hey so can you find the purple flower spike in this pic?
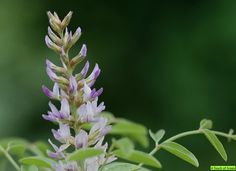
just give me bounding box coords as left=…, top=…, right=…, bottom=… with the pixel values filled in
left=69, top=76, right=78, bottom=94
left=75, top=129, right=88, bottom=148
left=79, top=44, right=87, bottom=57
left=81, top=61, right=90, bottom=78
left=52, top=123, right=71, bottom=143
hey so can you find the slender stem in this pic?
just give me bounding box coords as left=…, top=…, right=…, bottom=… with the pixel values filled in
left=162, top=130, right=201, bottom=143
left=0, top=146, right=20, bottom=171
left=212, top=131, right=233, bottom=139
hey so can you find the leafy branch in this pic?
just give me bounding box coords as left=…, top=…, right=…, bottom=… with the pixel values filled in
left=102, top=118, right=236, bottom=171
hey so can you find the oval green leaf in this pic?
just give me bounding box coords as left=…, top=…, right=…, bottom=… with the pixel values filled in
left=100, top=162, right=151, bottom=171
left=111, top=119, right=149, bottom=147
left=68, top=148, right=103, bottom=161
left=19, top=156, right=54, bottom=168
left=202, top=129, right=227, bottom=161
left=114, top=138, right=134, bottom=156
left=114, top=149, right=162, bottom=169
left=161, top=142, right=199, bottom=167
left=21, top=165, right=38, bottom=171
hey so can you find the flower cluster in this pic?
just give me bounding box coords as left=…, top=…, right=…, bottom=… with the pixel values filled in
left=42, top=11, right=116, bottom=171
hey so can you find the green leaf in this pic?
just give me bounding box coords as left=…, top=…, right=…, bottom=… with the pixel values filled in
left=0, top=138, right=27, bottom=149
left=111, top=119, right=149, bottom=147
left=111, top=119, right=147, bottom=135
left=129, top=134, right=149, bottom=148
left=149, top=129, right=165, bottom=144
left=68, top=148, right=103, bottom=161
left=8, top=144, right=26, bottom=156
left=202, top=129, right=227, bottom=161
left=100, top=162, right=151, bottom=171
left=200, top=119, right=213, bottom=129
left=113, top=138, right=134, bottom=156
left=21, top=165, right=38, bottom=171
left=19, top=156, right=55, bottom=168
left=29, top=141, right=50, bottom=156
left=114, top=149, right=162, bottom=169
left=160, top=142, right=199, bottom=167
left=100, top=112, right=116, bottom=123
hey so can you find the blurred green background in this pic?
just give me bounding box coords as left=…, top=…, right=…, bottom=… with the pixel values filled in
left=0, top=0, right=236, bottom=170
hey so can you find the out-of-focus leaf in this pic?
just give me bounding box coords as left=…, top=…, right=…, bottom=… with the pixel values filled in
left=19, top=156, right=55, bottom=169
left=100, top=112, right=116, bottom=123
left=111, top=119, right=147, bottom=135
left=29, top=141, right=50, bottom=156
left=129, top=134, right=149, bottom=148
left=114, top=149, right=162, bottom=169
left=21, top=165, right=38, bottom=171
left=149, top=129, right=165, bottom=144
left=110, top=119, right=149, bottom=147
left=113, top=138, right=134, bottom=156
left=160, top=142, right=199, bottom=167
left=200, top=119, right=213, bottom=129
left=0, top=159, right=7, bottom=171
left=0, top=138, right=28, bottom=149
left=8, top=143, right=26, bottom=157
left=100, top=162, right=151, bottom=171
left=202, top=129, right=227, bottom=161
left=68, top=148, right=103, bottom=161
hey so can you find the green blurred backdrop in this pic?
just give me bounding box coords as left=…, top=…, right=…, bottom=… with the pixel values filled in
left=0, top=0, right=236, bottom=170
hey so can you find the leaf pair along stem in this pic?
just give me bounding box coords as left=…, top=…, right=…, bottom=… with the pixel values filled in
left=137, top=129, right=235, bottom=169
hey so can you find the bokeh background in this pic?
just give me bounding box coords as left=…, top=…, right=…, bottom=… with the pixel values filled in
left=0, top=0, right=236, bottom=170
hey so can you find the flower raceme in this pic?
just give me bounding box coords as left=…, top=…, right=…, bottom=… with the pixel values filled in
left=42, top=11, right=116, bottom=171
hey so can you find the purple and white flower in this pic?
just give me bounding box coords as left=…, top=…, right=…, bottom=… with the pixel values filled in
left=75, top=129, right=88, bottom=148
left=77, top=98, right=105, bottom=123
left=52, top=123, right=71, bottom=143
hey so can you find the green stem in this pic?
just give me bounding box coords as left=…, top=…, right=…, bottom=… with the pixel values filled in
left=0, top=146, right=20, bottom=171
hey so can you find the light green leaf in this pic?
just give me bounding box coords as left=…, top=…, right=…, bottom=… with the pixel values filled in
left=68, top=148, right=103, bottom=161
left=200, top=119, right=213, bottom=129
left=160, top=142, right=199, bottom=167
left=113, top=138, right=134, bottom=156
left=29, top=141, right=50, bottom=156
left=0, top=138, right=27, bottom=149
left=149, top=129, right=165, bottom=144
left=111, top=119, right=149, bottom=147
left=114, top=149, right=162, bottom=169
left=100, top=112, right=116, bottom=123
left=129, top=134, right=149, bottom=148
left=8, top=144, right=26, bottom=156
left=21, top=165, right=38, bottom=171
left=100, top=162, right=151, bottom=171
left=19, top=156, right=55, bottom=168
left=202, top=129, right=227, bottom=161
